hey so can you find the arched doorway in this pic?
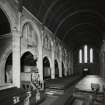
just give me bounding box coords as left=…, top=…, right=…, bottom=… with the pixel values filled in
left=21, top=52, right=37, bottom=73
left=5, top=53, right=12, bottom=83
left=55, top=60, right=59, bottom=78
left=62, top=62, right=65, bottom=77
left=43, top=57, right=51, bottom=80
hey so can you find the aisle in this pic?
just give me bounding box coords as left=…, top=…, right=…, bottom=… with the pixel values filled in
left=39, top=95, right=59, bottom=105
left=39, top=85, right=75, bottom=105
left=39, top=75, right=82, bottom=105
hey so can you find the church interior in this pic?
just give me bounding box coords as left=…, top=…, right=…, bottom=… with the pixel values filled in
left=0, top=0, right=105, bottom=105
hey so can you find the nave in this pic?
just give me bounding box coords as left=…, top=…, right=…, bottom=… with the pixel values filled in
left=0, top=0, right=105, bottom=105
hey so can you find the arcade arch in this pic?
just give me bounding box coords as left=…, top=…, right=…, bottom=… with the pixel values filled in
left=55, top=59, right=59, bottom=78
left=62, top=62, right=65, bottom=77
left=43, top=56, right=51, bottom=80
left=0, top=7, right=12, bottom=85
left=5, top=53, right=12, bottom=83
left=21, top=51, right=37, bottom=73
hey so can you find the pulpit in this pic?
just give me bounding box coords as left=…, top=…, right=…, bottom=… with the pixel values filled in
left=20, top=72, right=45, bottom=105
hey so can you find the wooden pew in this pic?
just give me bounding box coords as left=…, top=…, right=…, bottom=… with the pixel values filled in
left=0, top=87, right=27, bottom=105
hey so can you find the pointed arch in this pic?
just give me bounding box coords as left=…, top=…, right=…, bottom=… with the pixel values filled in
left=62, top=62, right=65, bottom=77
left=5, top=53, right=12, bottom=83
left=21, top=19, right=42, bottom=48
left=55, top=59, right=59, bottom=78
left=21, top=51, right=37, bottom=72
left=43, top=56, right=51, bottom=79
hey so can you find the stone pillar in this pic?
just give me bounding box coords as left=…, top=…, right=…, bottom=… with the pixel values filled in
left=51, top=42, right=55, bottom=79
left=59, top=47, right=62, bottom=77
left=12, top=29, right=21, bottom=88
left=65, top=61, right=67, bottom=76
left=37, top=34, right=44, bottom=89
left=59, top=61, right=62, bottom=77
left=37, top=49, right=43, bottom=82
left=71, top=52, right=74, bottom=75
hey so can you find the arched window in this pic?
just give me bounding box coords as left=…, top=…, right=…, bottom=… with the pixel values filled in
left=90, top=48, right=93, bottom=63
left=22, top=23, right=38, bottom=46
left=84, top=45, right=88, bottom=63
left=78, top=45, right=94, bottom=63
left=22, top=23, right=30, bottom=39
left=79, top=49, right=82, bottom=63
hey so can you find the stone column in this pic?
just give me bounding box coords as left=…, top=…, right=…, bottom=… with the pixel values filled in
left=71, top=52, right=74, bottom=75
left=12, top=29, right=21, bottom=88
left=51, top=42, right=55, bottom=79
left=37, top=33, right=44, bottom=89
left=59, top=61, right=62, bottom=77
left=37, top=48, right=43, bottom=82
left=65, top=61, right=67, bottom=76
left=59, top=47, right=62, bottom=77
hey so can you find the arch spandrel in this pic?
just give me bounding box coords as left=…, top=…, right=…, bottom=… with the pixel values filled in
left=21, top=19, right=42, bottom=48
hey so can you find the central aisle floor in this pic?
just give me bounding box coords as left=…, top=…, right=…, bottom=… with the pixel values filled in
left=39, top=75, right=82, bottom=105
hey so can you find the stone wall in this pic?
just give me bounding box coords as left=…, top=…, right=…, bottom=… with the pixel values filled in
left=0, top=0, right=74, bottom=88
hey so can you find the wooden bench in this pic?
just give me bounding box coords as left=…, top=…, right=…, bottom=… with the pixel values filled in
left=0, top=87, right=27, bottom=105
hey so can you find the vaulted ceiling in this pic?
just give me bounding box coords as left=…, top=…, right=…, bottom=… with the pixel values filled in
left=23, top=0, right=105, bottom=48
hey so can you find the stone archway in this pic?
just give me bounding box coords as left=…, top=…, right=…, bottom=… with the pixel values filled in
left=0, top=7, right=12, bottom=84
left=21, top=19, right=43, bottom=83
left=5, top=53, right=12, bottom=83
left=43, top=56, right=51, bottom=80
left=21, top=51, right=37, bottom=73
left=55, top=59, right=59, bottom=78
left=62, top=62, right=65, bottom=77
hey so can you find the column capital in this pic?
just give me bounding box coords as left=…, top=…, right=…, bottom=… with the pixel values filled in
left=12, top=27, right=22, bottom=37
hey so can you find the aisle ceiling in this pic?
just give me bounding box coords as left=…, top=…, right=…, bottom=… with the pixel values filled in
left=23, top=0, right=105, bottom=48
